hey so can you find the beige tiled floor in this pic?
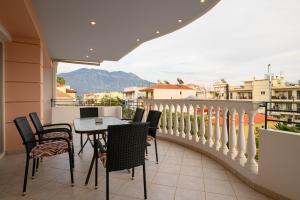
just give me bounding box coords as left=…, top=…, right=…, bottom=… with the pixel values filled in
left=0, top=134, right=273, bottom=200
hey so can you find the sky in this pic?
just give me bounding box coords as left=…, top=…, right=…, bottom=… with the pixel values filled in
left=58, top=0, right=300, bottom=87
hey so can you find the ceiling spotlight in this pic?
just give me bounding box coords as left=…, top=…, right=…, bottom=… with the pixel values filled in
left=89, top=21, right=96, bottom=26
left=86, top=55, right=89, bottom=58
left=178, top=19, right=183, bottom=23
left=156, top=30, right=160, bottom=34
left=89, top=48, right=94, bottom=51
left=200, top=0, right=205, bottom=3
left=136, top=38, right=140, bottom=42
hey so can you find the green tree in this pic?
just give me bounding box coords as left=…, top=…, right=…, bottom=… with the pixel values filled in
left=57, top=76, right=66, bottom=85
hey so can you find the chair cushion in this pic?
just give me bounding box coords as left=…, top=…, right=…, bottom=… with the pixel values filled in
left=99, top=152, right=107, bottom=168
left=29, top=141, right=69, bottom=158
left=147, top=135, right=154, bottom=142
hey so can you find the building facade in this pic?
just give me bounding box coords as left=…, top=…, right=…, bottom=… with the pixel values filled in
left=141, top=84, right=197, bottom=100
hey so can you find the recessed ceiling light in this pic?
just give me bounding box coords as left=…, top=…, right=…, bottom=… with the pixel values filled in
left=178, top=19, right=183, bottom=23
left=136, top=38, right=140, bottom=42
left=86, top=55, right=89, bottom=58
left=156, top=30, right=160, bottom=34
left=90, top=21, right=96, bottom=26
left=200, top=0, right=205, bottom=3
left=89, top=48, right=94, bottom=51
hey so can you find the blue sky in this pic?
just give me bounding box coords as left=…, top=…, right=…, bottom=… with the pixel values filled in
left=58, top=0, right=300, bottom=86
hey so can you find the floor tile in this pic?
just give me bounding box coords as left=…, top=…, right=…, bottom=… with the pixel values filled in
left=175, top=188, right=205, bottom=200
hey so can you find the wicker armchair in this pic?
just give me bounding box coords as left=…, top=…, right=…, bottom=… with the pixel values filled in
left=14, top=117, right=74, bottom=195
left=98, top=123, right=150, bottom=200
left=78, top=107, right=99, bottom=154
left=122, top=107, right=145, bottom=123
left=146, top=110, right=162, bottom=164
left=29, top=112, right=74, bottom=170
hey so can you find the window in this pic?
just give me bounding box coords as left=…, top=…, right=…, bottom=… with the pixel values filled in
left=297, top=91, right=300, bottom=100
left=261, top=91, right=265, bottom=95
left=287, top=103, right=292, bottom=111
left=180, top=91, right=182, bottom=95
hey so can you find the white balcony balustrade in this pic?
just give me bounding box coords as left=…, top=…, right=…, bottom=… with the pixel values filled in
left=145, top=99, right=260, bottom=175
left=144, top=99, right=300, bottom=200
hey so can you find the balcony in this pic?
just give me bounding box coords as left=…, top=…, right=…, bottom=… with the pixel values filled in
left=0, top=1, right=300, bottom=200
left=1, top=132, right=273, bottom=200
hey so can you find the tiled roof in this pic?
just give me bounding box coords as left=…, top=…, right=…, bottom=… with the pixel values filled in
left=140, top=84, right=193, bottom=91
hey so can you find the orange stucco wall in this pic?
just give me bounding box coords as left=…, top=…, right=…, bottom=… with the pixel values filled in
left=4, top=41, right=43, bottom=152
left=0, top=0, right=52, bottom=153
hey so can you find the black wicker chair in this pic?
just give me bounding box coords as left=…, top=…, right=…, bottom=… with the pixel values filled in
left=29, top=112, right=74, bottom=170
left=29, top=112, right=72, bottom=140
left=98, top=123, right=150, bottom=200
left=78, top=107, right=99, bottom=154
left=14, top=117, right=74, bottom=195
left=146, top=110, right=162, bottom=164
left=123, top=108, right=145, bottom=123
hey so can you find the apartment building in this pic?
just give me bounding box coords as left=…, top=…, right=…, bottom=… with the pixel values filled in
left=213, top=75, right=300, bottom=121
left=123, top=87, right=146, bottom=100
left=141, top=84, right=196, bottom=99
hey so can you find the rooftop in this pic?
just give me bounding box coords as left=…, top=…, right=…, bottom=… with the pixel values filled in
left=141, top=84, right=194, bottom=92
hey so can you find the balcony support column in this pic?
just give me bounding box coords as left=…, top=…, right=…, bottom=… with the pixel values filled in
left=221, top=107, right=229, bottom=155
left=180, top=104, right=185, bottom=138
left=168, top=104, right=173, bottom=135
left=245, top=110, right=258, bottom=173
left=237, top=110, right=246, bottom=166
left=207, top=106, right=213, bottom=147
left=214, top=106, right=221, bottom=151
left=174, top=104, right=179, bottom=136
left=229, top=108, right=237, bottom=160
left=193, top=104, right=199, bottom=142
left=186, top=104, right=192, bottom=140
left=162, top=104, right=167, bottom=134
left=199, top=105, right=206, bottom=144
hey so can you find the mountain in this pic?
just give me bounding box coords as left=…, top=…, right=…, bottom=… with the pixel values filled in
left=58, top=68, right=153, bottom=96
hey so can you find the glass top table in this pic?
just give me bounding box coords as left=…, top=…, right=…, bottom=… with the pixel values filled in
left=74, top=116, right=127, bottom=133
left=73, top=116, right=128, bottom=188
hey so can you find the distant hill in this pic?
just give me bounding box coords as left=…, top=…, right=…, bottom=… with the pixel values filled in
left=58, top=68, right=153, bottom=96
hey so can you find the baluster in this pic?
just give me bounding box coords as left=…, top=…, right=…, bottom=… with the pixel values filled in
left=180, top=104, right=185, bottom=138
left=229, top=108, right=237, bottom=160
left=162, top=104, right=167, bottom=134
left=214, top=106, right=221, bottom=151
left=186, top=104, right=191, bottom=140
left=245, top=111, right=258, bottom=173
left=157, top=104, right=162, bottom=133
left=237, top=110, right=246, bottom=165
left=193, top=104, right=199, bottom=142
left=174, top=104, right=179, bottom=136
left=168, top=103, right=173, bottom=135
left=221, top=107, right=229, bottom=155
left=199, top=105, right=206, bottom=144
left=207, top=106, right=213, bottom=147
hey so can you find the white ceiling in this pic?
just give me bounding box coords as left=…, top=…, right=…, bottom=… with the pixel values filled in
left=32, top=0, right=220, bottom=63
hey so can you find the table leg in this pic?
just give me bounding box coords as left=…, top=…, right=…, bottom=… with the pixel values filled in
left=85, top=154, right=95, bottom=186
left=94, top=133, right=98, bottom=189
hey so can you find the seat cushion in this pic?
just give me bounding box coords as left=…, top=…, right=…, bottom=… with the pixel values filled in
left=30, top=141, right=69, bottom=158
left=99, top=152, right=107, bottom=168
left=147, top=135, right=154, bottom=142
